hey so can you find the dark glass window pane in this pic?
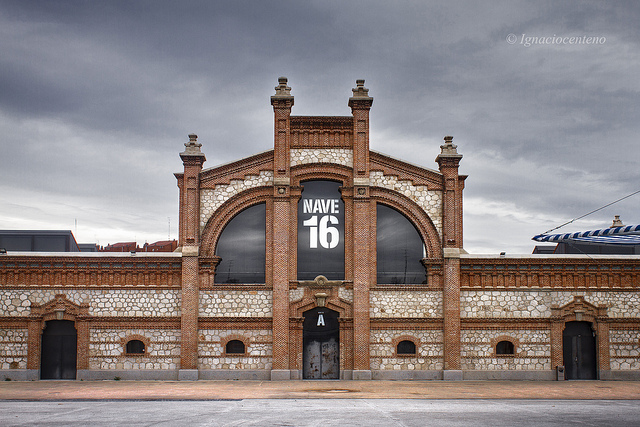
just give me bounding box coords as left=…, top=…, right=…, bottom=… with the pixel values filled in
left=226, top=340, right=245, bottom=354
left=298, top=181, right=345, bottom=280
left=377, top=204, right=426, bottom=284
left=126, top=340, right=145, bottom=354
left=397, top=340, right=416, bottom=355
left=496, top=340, right=515, bottom=355
left=215, top=204, right=266, bottom=284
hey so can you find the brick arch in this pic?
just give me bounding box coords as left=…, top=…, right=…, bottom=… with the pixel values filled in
left=30, top=294, right=89, bottom=325
left=200, top=186, right=272, bottom=257
left=121, top=334, right=150, bottom=356
left=491, top=335, right=520, bottom=357
left=291, top=163, right=353, bottom=187
left=370, top=187, right=442, bottom=259
left=393, top=335, right=420, bottom=357
left=221, top=334, right=249, bottom=356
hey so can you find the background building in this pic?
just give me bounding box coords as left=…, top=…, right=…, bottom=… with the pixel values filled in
left=0, top=230, right=80, bottom=252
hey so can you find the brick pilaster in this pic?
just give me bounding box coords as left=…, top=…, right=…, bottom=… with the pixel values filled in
left=27, top=318, right=41, bottom=371
left=349, top=80, right=374, bottom=377
left=177, top=134, right=206, bottom=374
left=180, top=255, right=199, bottom=370
left=270, top=77, right=294, bottom=376
left=76, top=319, right=89, bottom=370
left=597, top=319, right=610, bottom=373
left=442, top=251, right=461, bottom=371
left=550, top=318, right=564, bottom=370
left=436, top=136, right=464, bottom=374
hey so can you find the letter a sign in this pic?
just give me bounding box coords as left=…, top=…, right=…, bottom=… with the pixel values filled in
left=317, top=313, right=325, bottom=327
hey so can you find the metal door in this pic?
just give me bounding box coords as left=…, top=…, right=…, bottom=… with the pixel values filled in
left=40, top=320, right=77, bottom=379
left=303, top=307, right=339, bottom=379
left=563, top=321, right=597, bottom=380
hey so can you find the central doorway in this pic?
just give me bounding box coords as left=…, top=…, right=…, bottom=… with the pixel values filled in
left=40, top=320, right=77, bottom=380
left=303, top=307, right=339, bottom=379
left=563, top=321, right=597, bottom=380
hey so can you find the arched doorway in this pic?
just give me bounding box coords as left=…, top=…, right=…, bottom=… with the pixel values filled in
left=563, top=321, right=597, bottom=380
left=303, top=307, right=339, bottom=379
left=40, top=320, right=77, bottom=379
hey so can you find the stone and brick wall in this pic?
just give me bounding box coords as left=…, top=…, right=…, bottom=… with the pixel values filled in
left=370, top=171, right=443, bottom=235
left=200, top=290, right=272, bottom=317
left=0, top=328, right=27, bottom=370
left=198, top=328, right=272, bottom=370
left=199, top=171, right=273, bottom=231
left=290, top=148, right=353, bottom=168
left=370, top=290, right=442, bottom=318
left=370, top=329, right=443, bottom=371
left=609, top=329, right=640, bottom=370
left=461, top=329, right=551, bottom=371
left=89, top=328, right=181, bottom=370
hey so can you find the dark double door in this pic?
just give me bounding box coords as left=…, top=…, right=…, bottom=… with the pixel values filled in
left=303, top=307, right=340, bottom=379
left=563, top=321, right=597, bottom=380
left=41, top=320, right=77, bottom=379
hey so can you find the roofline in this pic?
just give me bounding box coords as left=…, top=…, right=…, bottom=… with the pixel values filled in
left=0, top=251, right=182, bottom=258
left=461, top=253, right=640, bottom=259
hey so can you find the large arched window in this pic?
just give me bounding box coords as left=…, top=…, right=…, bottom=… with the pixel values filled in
left=376, top=204, right=426, bottom=284
left=215, top=203, right=266, bottom=284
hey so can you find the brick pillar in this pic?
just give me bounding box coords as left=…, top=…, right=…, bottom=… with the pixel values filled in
left=597, top=307, right=611, bottom=378
left=76, top=318, right=89, bottom=370
left=27, top=318, right=41, bottom=379
left=177, top=134, right=206, bottom=380
left=550, top=313, right=564, bottom=375
left=349, top=79, right=374, bottom=380
left=436, top=136, right=464, bottom=380
left=270, top=77, right=294, bottom=380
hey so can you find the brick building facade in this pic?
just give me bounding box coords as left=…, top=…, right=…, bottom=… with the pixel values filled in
left=1, top=78, right=639, bottom=381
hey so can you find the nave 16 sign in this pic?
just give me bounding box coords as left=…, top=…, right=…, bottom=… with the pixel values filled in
left=297, top=180, right=345, bottom=280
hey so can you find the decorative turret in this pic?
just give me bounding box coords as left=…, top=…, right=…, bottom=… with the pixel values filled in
left=178, top=133, right=206, bottom=248
left=436, top=136, right=464, bottom=250
left=271, top=77, right=294, bottom=187
left=349, top=79, right=373, bottom=183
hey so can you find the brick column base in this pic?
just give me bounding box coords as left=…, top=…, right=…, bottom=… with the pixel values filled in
left=352, top=370, right=372, bottom=380
left=178, top=369, right=199, bottom=381
left=271, top=369, right=293, bottom=380
left=443, top=370, right=463, bottom=381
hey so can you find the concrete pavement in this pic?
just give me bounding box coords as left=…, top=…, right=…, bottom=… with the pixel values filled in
left=2, top=380, right=640, bottom=401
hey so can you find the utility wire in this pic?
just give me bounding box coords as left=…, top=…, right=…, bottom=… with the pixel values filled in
left=543, top=189, right=640, bottom=235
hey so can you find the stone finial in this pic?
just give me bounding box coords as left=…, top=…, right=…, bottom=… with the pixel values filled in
left=439, top=136, right=459, bottom=156
left=273, top=76, right=292, bottom=96
left=351, top=79, right=370, bottom=98
left=349, top=79, right=373, bottom=109
left=611, top=215, right=624, bottom=228
left=435, top=135, right=462, bottom=167
left=180, top=133, right=205, bottom=158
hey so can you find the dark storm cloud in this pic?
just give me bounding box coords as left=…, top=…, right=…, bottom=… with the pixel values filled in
left=0, top=0, right=638, bottom=252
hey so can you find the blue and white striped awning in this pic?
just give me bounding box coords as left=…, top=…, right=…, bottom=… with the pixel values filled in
left=533, top=224, right=640, bottom=246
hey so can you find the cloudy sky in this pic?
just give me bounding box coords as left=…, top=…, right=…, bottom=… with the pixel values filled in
left=1, top=1, right=638, bottom=253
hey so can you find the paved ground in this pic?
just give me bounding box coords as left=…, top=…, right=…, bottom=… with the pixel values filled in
left=2, top=399, right=640, bottom=426
left=1, top=380, right=640, bottom=400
